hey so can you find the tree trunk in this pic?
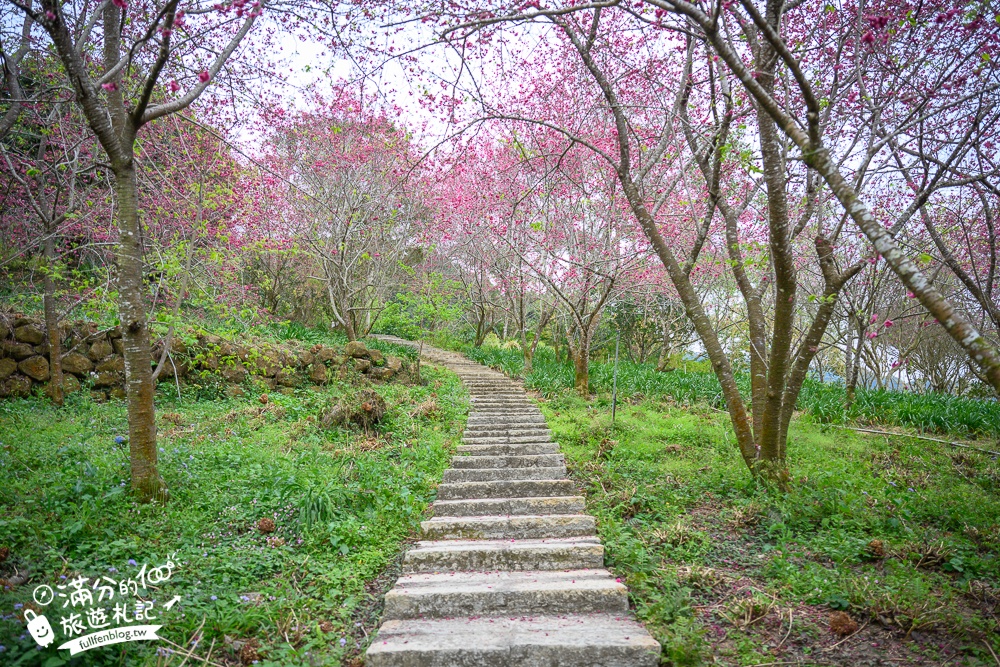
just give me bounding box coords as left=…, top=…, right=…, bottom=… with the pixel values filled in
left=343, top=315, right=358, bottom=342
left=572, top=346, right=588, bottom=396
left=844, top=327, right=854, bottom=389
left=846, top=321, right=864, bottom=408
left=656, top=323, right=671, bottom=371
left=43, top=228, right=63, bottom=407
left=523, top=346, right=534, bottom=375
left=474, top=310, right=488, bottom=346
left=116, top=162, right=167, bottom=502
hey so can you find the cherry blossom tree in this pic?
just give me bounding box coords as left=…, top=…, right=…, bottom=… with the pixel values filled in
left=336, top=0, right=1000, bottom=484
left=8, top=0, right=272, bottom=501
left=263, top=95, right=426, bottom=341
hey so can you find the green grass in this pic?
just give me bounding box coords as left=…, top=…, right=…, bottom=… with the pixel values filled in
left=540, top=390, right=1000, bottom=665
left=0, top=338, right=465, bottom=666
left=465, top=345, right=1000, bottom=437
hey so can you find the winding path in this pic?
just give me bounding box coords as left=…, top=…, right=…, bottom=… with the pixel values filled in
left=366, top=339, right=660, bottom=666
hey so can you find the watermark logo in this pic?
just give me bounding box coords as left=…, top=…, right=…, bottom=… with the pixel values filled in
left=23, top=554, right=178, bottom=655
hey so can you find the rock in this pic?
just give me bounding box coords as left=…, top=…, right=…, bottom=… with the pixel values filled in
left=278, top=387, right=295, bottom=396
left=252, top=350, right=281, bottom=377
left=95, top=355, right=125, bottom=374
left=309, top=362, right=328, bottom=384
left=109, top=387, right=127, bottom=400
left=112, top=338, right=124, bottom=356
left=107, top=326, right=122, bottom=339
left=227, top=385, right=246, bottom=399
left=61, top=353, right=93, bottom=376
left=354, top=358, right=372, bottom=373
left=1, top=374, right=32, bottom=398
left=199, top=333, right=223, bottom=347
left=88, top=339, right=114, bottom=362
left=368, top=349, right=385, bottom=366
left=219, top=362, right=247, bottom=384
left=90, top=390, right=107, bottom=402
left=0, top=321, right=9, bottom=340
left=0, top=358, right=16, bottom=380
left=18, top=356, right=50, bottom=382
left=92, top=372, right=120, bottom=388
left=12, top=316, right=34, bottom=328
left=370, top=366, right=395, bottom=381
left=345, top=340, right=369, bottom=358
left=152, top=336, right=187, bottom=361
left=14, top=325, right=45, bottom=345
left=315, top=346, right=337, bottom=363
left=297, top=350, right=315, bottom=366
left=2, top=341, right=35, bottom=360
left=155, top=357, right=187, bottom=381
left=275, top=368, right=299, bottom=387
left=33, top=341, right=48, bottom=356
left=203, top=353, right=221, bottom=372
left=62, top=375, right=81, bottom=394
left=386, top=356, right=403, bottom=373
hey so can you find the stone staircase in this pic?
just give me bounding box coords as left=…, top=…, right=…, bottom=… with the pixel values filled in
left=366, top=340, right=660, bottom=666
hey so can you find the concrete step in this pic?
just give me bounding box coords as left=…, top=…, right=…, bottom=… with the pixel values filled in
left=450, top=454, right=565, bottom=469
left=470, top=394, right=534, bottom=399
left=402, top=537, right=604, bottom=573
left=421, top=514, right=595, bottom=540
left=441, top=467, right=567, bottom=483
left=381, top=569, right=628, bottom=620
left=468, top=398, right=528, bottom=402
left=366, top=614, right=661, bottom=667
left=462, top=426, right=551, bottom=437
left=457, top=443, right=560, bottom=455
left=432, top=495, right=586, bottom=517
left=463, top=434, right=553, bottom=445
left=436, top=479, right=577, bottom=500
left=468, top=415, right=546, bottom=425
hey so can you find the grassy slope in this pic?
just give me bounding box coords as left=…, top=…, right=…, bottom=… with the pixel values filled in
left=466, top=346, right=1000, bottom=438
left=458, top=344, right=1000, bottom=664
left=541, top=390, right=1000, bottom=666
left=0, top=340, right=466, bottom=666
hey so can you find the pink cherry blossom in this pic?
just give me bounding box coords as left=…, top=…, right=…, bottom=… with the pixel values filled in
left=198, top=71, right=211, bottom=83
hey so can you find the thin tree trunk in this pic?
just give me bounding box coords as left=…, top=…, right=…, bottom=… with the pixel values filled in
left=43, top=227, right=63, bottom=406
left=656, top=323, right=671, bottom=371
left=846, top=320, right=864, bottom=408
left=116, top=162, right=166, bottom=502
left=751, top=11, right=796, bottom=482
left=573, top=346, right=588, bottom=396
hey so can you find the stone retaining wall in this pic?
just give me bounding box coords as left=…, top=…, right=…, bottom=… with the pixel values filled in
left=0, top=315, right=411, bottom=401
